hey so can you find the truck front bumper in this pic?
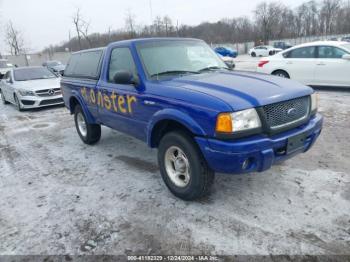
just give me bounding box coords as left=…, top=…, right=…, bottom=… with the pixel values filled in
left=195, top=114, right=323, bottom=174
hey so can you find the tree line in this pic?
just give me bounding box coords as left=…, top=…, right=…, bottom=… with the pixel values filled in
left=4, top=0, right=350, bottom=55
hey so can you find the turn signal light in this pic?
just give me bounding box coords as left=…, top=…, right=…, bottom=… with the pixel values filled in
left=216, top=113, right=233, bottom=133
left=258, top=60, right=269, bottom=68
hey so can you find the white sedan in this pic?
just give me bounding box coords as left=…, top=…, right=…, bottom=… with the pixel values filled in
left=256, top=41, right=350, bottom=88
left=248, top=45, right=282, bottom=57
left=0, top=66, right=63, bottom=111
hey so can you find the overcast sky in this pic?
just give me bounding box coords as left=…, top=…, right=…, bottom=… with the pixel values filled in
left=0, top=0, right=306, bottom=53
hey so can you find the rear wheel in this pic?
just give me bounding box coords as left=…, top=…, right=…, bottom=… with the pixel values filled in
left=272, top=70, right=290, bottom=79
left=14, top=94, right=23, bottom=111
left=251, top=52, right=256, bottom=57
left=74, top=104, right=101, bottom=145
left=0, top=89, right=9, bottom=104
left=158, top=131, right=214, bottom=201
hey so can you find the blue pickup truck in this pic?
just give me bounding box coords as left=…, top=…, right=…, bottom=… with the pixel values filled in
left=61, top=38, right=323, bottom=200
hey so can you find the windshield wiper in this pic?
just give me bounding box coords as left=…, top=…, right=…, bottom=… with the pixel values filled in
left=151, top=70, right=199, bottom=78
left=197, top=66, right=228, bottom=73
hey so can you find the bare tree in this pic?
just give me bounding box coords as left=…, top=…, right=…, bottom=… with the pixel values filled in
left=321, top=0, right=341, bottom=35
left=125, top=10, right=136, bottom=37
left=163, top=16, right=173, bottom=36
left=73, top=9, right=83, bottom=50
left=72, top=8, right=93, bottom=50
left=5, top=21, right=24, bottom=55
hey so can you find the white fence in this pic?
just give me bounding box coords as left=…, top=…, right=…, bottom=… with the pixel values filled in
left=2, top=52, right=71, bottom=67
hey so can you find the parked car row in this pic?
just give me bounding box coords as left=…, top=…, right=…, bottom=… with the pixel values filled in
left=256, top=41, right=350, bottom=88
left=0, top=66, right=64, bottom=110
left=249, top=45, right=283, bottom=57
left=42, top=60, right=66, bottom=75
left=214, top=46, right=238, bottom=58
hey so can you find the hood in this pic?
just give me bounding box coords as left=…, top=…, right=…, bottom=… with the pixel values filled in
left=161, top=71, right=313, bottom=111
left=14, top=78, right=61, bottom=91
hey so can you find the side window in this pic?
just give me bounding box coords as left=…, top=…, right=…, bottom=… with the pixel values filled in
left=64, top=50, right=103, bottom=79
left=108, top=48, right=136, bottom=82
left=318, top=46, right=347, bottom=59
left=286, top=46, right=316, bottom=59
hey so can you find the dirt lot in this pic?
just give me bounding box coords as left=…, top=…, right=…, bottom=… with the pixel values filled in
left=0, top=90, right=350, bottom=256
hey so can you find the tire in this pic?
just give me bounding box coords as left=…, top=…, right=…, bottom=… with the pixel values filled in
left=158, top=131, right=214, bottom=201
left=251, top=52, right=256, bottom=57
left=0, top=89, right=9, bottom=105
left=272, top=70, right=290, bottom=79
left=269, top=51, right=274, bottom=56
left=74, top=104, right=101, bottom=145
left=14, top=94, right=23, bottom=111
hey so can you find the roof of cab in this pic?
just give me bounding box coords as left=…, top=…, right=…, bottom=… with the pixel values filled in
left=71, top=37, right=203, bottom=54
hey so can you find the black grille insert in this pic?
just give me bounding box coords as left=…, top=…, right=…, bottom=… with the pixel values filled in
left=262, top=96, right=310, bottom=129
left=40, top=98, right=63, bottom=106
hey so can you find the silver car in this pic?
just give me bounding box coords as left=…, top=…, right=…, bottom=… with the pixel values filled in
left=0, top=66, right=63, bottom=111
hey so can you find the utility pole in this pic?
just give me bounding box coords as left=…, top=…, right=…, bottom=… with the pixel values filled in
left=149, top=0, right=153, bottom=24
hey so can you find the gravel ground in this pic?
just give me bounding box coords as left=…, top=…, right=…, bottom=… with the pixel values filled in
left=0, top=90, right=350, bottom=256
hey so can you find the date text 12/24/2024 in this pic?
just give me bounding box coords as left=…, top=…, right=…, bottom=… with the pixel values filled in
left=127, top=255, right=219, bottom=261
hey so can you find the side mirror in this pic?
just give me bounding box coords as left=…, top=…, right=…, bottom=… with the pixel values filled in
left=342, top=54, right=350, bottom=60
left=113, top=70, right=139, bottom=86
left=6, top=79, right=13, bottom=84
left=224, top=61, right=235, bottom=70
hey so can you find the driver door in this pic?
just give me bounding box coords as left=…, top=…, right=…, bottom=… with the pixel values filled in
left=97, top=47, right=149, bottom=141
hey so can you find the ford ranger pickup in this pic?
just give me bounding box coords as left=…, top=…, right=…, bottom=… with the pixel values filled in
left=61, top=38, right=323, bottom=200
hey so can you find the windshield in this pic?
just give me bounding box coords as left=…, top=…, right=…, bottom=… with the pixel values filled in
left=47, top=61, right=62, bottom=67
left=14, top=67, right=57, bottom=81
left=136, top=40, right=228, bottom=79
left=341, top=44, right=350, bottom=52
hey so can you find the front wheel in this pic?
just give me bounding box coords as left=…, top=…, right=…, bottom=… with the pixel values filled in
left=158, top=131, right=214, bottom=201
left=74, top=104, right=101, bottom=145
left=251, top=52, right=256, bottom=57
left=14, top=94, right=23, bottom=111
left=272, top=70, right=290, bottom=79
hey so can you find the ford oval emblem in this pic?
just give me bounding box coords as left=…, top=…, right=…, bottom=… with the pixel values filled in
left=287, top=108, right=297, bottom=117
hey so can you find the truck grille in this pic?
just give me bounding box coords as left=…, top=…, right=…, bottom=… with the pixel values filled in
left=36, top=88, right=61, bottom=97
left=262, top=96, right=310, bottom=130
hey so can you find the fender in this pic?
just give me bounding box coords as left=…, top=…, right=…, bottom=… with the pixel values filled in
left=70, top=90, right=97, bottom=124
left=146, top=108, right=206, bottom=147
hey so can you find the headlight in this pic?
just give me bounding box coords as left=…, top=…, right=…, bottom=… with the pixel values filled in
left=310, top=93, right=318, bottom=114
left=216, top=108, right=261, bottom=133
left=18, top=89, right=35, bottom=96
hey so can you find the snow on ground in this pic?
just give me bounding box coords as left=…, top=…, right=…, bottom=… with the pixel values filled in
left=0, top=90, right=349, bottom=256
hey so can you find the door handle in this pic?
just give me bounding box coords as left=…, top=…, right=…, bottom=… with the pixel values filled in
left=317, top=63, right=326, bottom=66
left=286, top=61, right=293, bottom=64
left=144, top=100, right=156, bottom=106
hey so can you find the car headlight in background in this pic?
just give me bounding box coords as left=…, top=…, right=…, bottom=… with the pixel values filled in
left=311, top=93, right=318, bottom=114
left=18, top=89, right=35, bottom=96
left=216, top=108, right=261, bottom=133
